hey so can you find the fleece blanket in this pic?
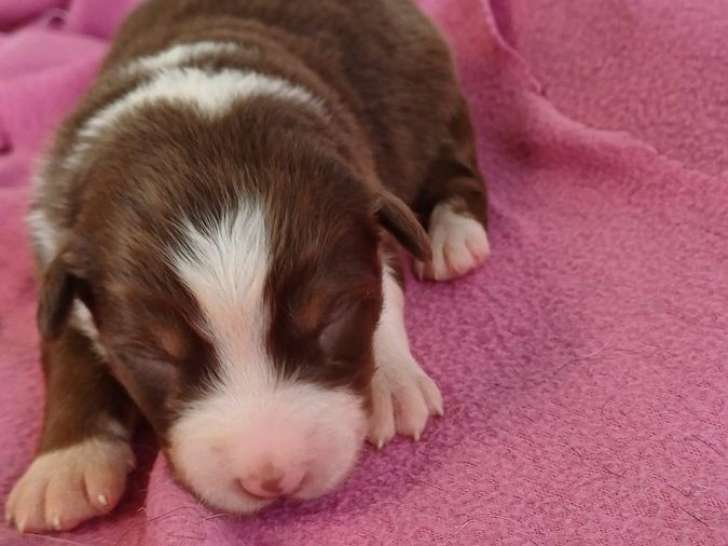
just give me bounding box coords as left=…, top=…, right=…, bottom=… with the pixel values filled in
left=1, top=1, right=727, bottom=544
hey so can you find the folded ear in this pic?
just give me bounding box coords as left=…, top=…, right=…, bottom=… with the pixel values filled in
left=318, top=293, right=380, bottom=364
left=37, top=249, right=91, bottom=339
left=374, top=190, right=432, bottom=261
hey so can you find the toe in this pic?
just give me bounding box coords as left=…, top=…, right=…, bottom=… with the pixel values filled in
left=443, top=240, right=472, bottom=277
left=45, top=473, right=95, bottom=532
left=83, top=445, right=134, bottom=513
left=430, top=241, right=447, bottom=281
left=367, top=372, right=396, bottom=448
left=465, top=226, right=490, bottom=262
left=392, top=379, right=430, bottom=441
left=10, top=479, right=47, bottom=533
left=417, top=373, right=444, bottom=416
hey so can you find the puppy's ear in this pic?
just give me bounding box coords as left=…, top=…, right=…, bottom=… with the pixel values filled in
left=37, top=247, right=92, bottom=339
left=374, top=191, right=432, bottom=261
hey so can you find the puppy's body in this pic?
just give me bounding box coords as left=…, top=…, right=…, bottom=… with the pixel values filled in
left=8, top=0, right=489, bottom=533
left=35, top=0, right=483, bottom=257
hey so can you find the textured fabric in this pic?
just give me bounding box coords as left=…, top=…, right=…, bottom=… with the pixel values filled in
left=1, top=1, right=727, bottom=544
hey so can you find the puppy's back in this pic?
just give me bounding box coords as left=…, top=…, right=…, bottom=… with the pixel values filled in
left=107, top=0, right=461, bottom=196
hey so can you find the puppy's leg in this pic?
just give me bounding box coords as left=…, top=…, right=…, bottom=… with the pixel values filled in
left=414, top=96, right=490, bottom=281
left=6, top=327, right=137, bottom=533
left=367, top=249, right=443, bottom=448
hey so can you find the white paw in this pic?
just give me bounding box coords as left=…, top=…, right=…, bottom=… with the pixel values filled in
left=415, top=201, right=489, bottom=281
left=5, top=438, right=135, bottom=533
left=367, top=355, right=444, bottom=449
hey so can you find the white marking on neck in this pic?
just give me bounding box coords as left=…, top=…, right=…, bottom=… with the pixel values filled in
left=65, top=66, right=324, bottom=170
left=82, top=67, right=322, bottom=139
left=123, top=41, right=242, bottom=75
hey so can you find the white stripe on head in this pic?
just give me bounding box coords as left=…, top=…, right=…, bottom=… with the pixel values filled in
left=171, top=200, right=272, bottom=388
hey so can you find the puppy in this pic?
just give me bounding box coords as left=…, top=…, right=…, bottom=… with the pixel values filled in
left=6, top=0, right=489, bottom=533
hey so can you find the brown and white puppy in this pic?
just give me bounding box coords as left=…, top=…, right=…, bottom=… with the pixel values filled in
left=6, top=0, right=490, bottom=533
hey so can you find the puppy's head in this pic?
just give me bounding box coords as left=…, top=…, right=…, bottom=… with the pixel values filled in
left=37, top=112, right=429, bottom=512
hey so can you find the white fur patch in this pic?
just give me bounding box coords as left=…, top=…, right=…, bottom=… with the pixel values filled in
left=415, top=200, right=490, bottom=281
left=5, top=437, right=134, bottom=533
left=65, top=66, right=324, bottom=170
left=173, top=202, right=271, bottom=384
left=79, top=66, right=321, bottom=139
left=123, top=41, right=241, bottom=75
left=25, top=205, right=107, bottom=357
left=25, top=206, right=58, bottom=268
left=71, top=300, right=107, bottom=359
left=168, top=202, right=365, bottom=513
left=368, top=264, right=443, bottom=448
left=168, top=381, right=366, bottom=513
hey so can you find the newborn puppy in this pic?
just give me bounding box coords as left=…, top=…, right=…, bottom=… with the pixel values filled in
left=6, top=0, right=489, bottom=533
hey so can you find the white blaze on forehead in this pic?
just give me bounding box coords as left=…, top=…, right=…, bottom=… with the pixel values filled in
left=167, top=202, right=367, bottom=513
left=172, top=201, right=272, bottom=387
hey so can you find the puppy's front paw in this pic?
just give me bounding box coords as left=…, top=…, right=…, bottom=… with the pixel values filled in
left=367, top=355, right=444, bottom=449
left=415, top=201, right=490, bottom=281
left=5, top=438, right=135, bottom=533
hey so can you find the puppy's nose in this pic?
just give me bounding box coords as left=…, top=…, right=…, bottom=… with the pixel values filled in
left=239, top=465, right=305, bottom=499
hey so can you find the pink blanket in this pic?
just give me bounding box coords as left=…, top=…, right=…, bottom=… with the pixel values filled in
left=1, top=1, right=727, bottom=544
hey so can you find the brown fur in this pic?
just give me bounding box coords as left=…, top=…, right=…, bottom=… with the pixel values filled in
left=38, top=327, right=135, bottom=452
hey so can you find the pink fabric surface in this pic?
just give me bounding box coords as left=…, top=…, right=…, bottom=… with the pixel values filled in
left=1, top=0, right=727, bottom=544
